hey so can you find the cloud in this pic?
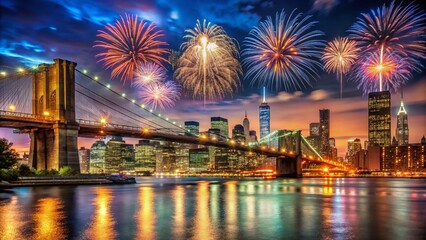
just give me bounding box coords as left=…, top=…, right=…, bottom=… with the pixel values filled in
left=311, top=0, right=340, bottom=14
left=308, top=89, right=330, bottom=101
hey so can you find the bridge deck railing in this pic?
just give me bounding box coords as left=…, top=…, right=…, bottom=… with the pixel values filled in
left=77, top=119, right=186, bottom=135
left=0, top=110, right=53, bottom=121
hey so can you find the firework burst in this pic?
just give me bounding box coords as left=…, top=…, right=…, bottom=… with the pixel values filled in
left=242, top=9, right=324, bottom=91
left=352, top=51, right=412, bottom=94
left=133, top=62, right=166, bottom=87
left=174, top=19, right=241, bottom=104
left=94, top=14, right=169, bottom=84
left=322, top=37, right=359, bottom=98
left=138, top=81, right=180, bottom=110
left=349, top=1, right=426, bottom=92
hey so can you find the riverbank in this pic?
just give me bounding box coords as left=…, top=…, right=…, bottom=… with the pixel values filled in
left=0, top=176, right=112, bottom=187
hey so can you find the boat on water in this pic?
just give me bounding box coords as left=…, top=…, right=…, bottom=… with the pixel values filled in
left=106, top=173, right=136, bottom=184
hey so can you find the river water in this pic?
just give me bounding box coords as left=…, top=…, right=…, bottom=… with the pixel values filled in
left=0, top=177, right=425, bottom=240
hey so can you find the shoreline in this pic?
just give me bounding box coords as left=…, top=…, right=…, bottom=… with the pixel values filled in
left=2, top=175, right=426, bottom=188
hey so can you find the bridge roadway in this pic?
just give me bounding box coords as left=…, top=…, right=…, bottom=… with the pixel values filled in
left=0, top=111, right=346, bottom=169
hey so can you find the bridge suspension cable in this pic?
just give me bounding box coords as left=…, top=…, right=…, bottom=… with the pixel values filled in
left=74, top=70, right=187, bottom=134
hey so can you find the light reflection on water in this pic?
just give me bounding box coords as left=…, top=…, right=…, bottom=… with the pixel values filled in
left=82, top=188, right=115, bottom=240
left=0, top=177, right=425, bottom=239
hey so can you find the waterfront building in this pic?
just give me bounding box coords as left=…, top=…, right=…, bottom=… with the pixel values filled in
left=78, top=147, right=90, bottom=174
left=232, top=124, right=245, bottom=143
left=89, top=140, right=106, bottom=174
left=105, top=137, right=125, bottom=174
left=184, top=121, right=200, bottom=136
left=214, top=148, right=230, bottom=171
left=319, top=109, right=330, bottom=158
left=259, top=87, right=270, bottom=140
left=175, top=142, right=189, bottom=173
left=135, top=140, right=157, bottom=174
left=243, top=111, right=250, bottom=142
left=346, top=138, right=362, bottom=165
left=156, top=142, right=176, bottom=173
left=396, top=97, right=409, bottom=145
left=211, top=117, right=229, bottom=138
left=189, top=148, right=209, bottom=173
left=368, top=91, right=391, bottom=146
left=380, top=144, right=425, bottom=172
left=121, top=143, right=135, bottom=172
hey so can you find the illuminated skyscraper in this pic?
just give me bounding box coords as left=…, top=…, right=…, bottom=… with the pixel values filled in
left=368, top=91, right=391, bottom=146
left=105, top=137, right=125, bottom=174
left=89, top=140, right=106, bottom=174
left=232, top=124, right=245, bottom=143
left=135, top=140, right=157, bottom=174
left=319, top=109, right=330, bottom=157
left=243, top=111, right=250, bottom=142
left=211, top=117, right=229, bottom=138
left=259, top=87, right=270, bottom=139
left=184, top=121, right=200, bottom=136
left=78, top=147, right=90, bottom=174
left=396, top=93, right=409, bottom=145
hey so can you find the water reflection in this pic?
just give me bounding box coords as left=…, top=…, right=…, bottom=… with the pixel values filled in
left=33, top=198, right=66, bottom=239
left=135, top=186, right=155, bottom=240
left=225, top=181, right=238, bottom=239
left=173, top=186, right=185, bottom=239
left=0, top=178, right=424, bottom=239
left=0, top=196, right=24, bottom=239
left=83, top=188, right=115, bottom=240
left=193, top=181, right=214, bottom=240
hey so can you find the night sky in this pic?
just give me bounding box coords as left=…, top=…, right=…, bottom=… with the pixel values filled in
left=1, top=0, right=425, bottom=157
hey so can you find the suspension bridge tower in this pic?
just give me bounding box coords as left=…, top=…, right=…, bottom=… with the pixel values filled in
left=29, top=59, right=80, bottom=172
left=276, top=130, right=302, bottom=177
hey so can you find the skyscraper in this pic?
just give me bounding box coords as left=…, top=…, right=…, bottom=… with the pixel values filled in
left=243, top=111, right=250, bottom=142
left=105, top=137, right=125, bottom=173
left=259, top=87, right=270, bottom=139
left=78, top=147, right=90, bottom=174
left=396, top=94, right=409, bottom=145
left=309, top=123, right=320, bottom=137
left=89, top=140, right=106, bottom=174
left=211, top=117, right=229, bottom=138
left=135, top=140, right=156, bottom=174
left=368, top=91, right=391, bottom=146
left=232, top=124, right=245, bottom=143
left=185, top=121, right=200, bottom=136
left=347, top=138, right=362, bottom=165
left=319, top=109, right=330, bottom=157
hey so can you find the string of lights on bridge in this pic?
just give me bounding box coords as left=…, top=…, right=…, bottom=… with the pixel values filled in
left=0, top=65, right=189, bottom=133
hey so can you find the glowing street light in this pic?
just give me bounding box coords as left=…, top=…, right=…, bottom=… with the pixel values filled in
left=143, top=128, right=149, bottom=134
left=100, top=117, right=107, bottom=125
left=17, top=67, right=24, bottom=73
left=0, top=71, right=7, bottom=76
left=43, top=111, right=50, bottom=116
left=8, top=104, right=16, bottom=112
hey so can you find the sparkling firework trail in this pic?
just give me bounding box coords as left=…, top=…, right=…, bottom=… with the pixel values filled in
left=133, top=63, right=167, bottom=87
left=322, top=37, right=359, bottom=98
left=94, top=14, right=169, bottom=84
left=242, top=9, right=324, bottom=91
left=174, top=19, right=241, bottom=104
left=138, top=81, right=180, bottom=110
left=349, top=1, right=426, bottom=92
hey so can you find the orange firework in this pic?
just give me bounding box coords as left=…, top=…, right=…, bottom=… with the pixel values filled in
left=94, top=14, right=169, bottom=84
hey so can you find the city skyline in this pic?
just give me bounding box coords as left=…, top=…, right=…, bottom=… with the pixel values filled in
left=0, top=0, right=425, bottom=157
